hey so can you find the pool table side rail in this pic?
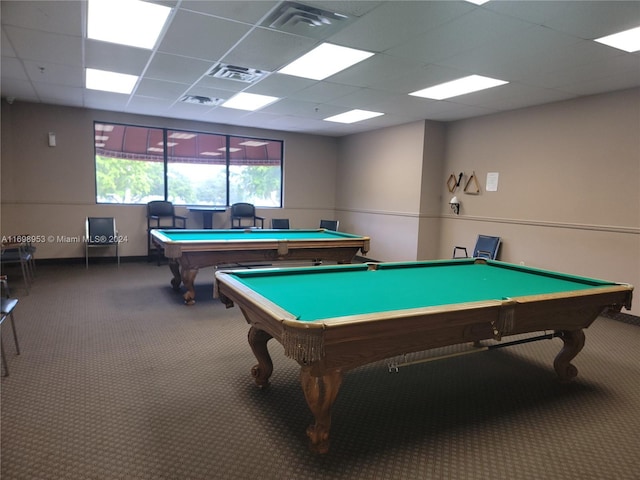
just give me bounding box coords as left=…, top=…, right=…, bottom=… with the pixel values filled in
left=150, top=229, right=370, bottom=258
left=215, top=271, right=633, bottom=370
left=150, top=228, right=368, bottom=243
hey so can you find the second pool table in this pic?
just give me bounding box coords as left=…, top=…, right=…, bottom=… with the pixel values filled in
left=150, top=228, right=370, bottom=304
left=215, top=258, right=633, bottom=453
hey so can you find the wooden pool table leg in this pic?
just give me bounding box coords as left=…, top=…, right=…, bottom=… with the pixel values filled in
left=553, top=329, right=585, bottom=382
left=168, top=259, right=182, bottom=290
left=300, top=367, right=343, bottom=454
left=180, top=267, right=199, bottom=305
left=247, top=326, right=274, bottom=388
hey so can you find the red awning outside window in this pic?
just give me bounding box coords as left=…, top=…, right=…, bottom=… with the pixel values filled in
left=95, top=124, right=282, bottom=166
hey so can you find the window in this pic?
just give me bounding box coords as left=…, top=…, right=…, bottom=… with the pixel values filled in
left=94, top=122, right=283, bottom=207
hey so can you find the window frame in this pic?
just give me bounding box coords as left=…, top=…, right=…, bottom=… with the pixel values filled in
left=93, top=121, right=284, bottom=207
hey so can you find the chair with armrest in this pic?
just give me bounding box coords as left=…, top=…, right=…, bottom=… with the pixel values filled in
left=230, top=203, right=264, bottom=229
left=319, top=219, right=339, bottom=231
left=1, top=275, right=21, bottom=377
left=271, top=218, right=290, bottom=229
left=0, top=240, right=33, bottom=294
left=85, top=217, right=120, bottom=268
left=147, top=201, right=187, bottom=262
left=453, top=235, right=501, bottom=260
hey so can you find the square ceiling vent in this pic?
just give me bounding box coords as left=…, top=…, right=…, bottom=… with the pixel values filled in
left=261, top=1, right=355, bottom=39
left=207, top=64, right=268, bottom=83
left=180, top=95, right=223, bottom=106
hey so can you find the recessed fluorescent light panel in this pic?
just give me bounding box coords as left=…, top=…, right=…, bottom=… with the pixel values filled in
left=221, top=92, right=279, bottom=111
left=410, top=75, right=508, bottom=100
left=279, top=43, right=374, bottom=80
left=324, top=109, right=384, bottom=124
left=465, top=0, right=491, bottom=5
left=594, top=26, right=640, bottom=52
left=87, top=0, right=171, bottom=49
left=86, top=68, right=138, bottom=94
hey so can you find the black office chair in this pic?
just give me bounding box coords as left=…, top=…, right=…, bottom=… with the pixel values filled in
left=271, top=218, right=290, bottom=229
left=453, top=235, right=501, bottom=260
left=1, top=275, right=21, bottom=377
left=85, top=217, right=120, bottom=268
left=319, top=219, right=339, bottom=231
left=230, top=203, right=265, bottom=229
left=147, top=201, right=186, bottom=262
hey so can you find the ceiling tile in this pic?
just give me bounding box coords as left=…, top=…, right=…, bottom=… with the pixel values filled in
left=221, top=27, right=316, bottom=72
left=85, top=40, right=152, bottom=76
left=328, top=1, right=472, bottom=52
left=157, top=10, right=252, bottom=62
left=144, top=53, right=213, bottom=84
left=3, top=25, right=82, bottom=66
left=2, top=0, right=639, bottom=136
left=0, top=0, right=83, bottom=35
left=23, top=59, right=82, bottom=87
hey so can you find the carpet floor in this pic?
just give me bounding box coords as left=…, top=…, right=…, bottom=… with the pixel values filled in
left=1, top=262, right=639, bottom=479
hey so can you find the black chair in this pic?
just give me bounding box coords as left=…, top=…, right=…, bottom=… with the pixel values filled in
left=319, top=219, right=339, bottom=231
left=271, top=218, right=290, bottom=229
left=85, top=217, right=120, bottom=268
left=453, top=235, right=501, bottom=260
left=147, top=201, right=186, bottom=261
left=230, top=203, right=264, bottom=229
left=0, top=241, right=33, bottom=294
left=1, top=275, right=21, bottom=377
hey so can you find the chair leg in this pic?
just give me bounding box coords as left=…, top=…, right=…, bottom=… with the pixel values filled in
left=1, top=334, right=8, bottom=377
left=8, top=312, right=20, bottom=355
left=19, top=260, right=30, bottom=295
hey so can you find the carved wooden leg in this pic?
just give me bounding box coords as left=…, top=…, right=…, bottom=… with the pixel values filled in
left=247, top=327, right=274, bottom=389
left=553, top=329, right=585, bottom=382
left=300, top=367, right=343, bottom=454
left=181, top=267, right=199, bottom=305
left=168, top=259, right=182, bottom=290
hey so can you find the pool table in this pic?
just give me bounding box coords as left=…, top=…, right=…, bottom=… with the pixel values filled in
left=150, top=228, right=370, bottom=304
left=215, top=258, right=633, bottom=454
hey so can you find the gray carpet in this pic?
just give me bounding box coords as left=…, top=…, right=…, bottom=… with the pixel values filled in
left=1, top=262, right=639, bottom=480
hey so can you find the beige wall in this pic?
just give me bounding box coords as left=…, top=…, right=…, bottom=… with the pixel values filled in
left=334, top=120, right=428, bottom=261
left=0, top=102, right=338, bottom=258
left=438, top=88, right=639, bottom=315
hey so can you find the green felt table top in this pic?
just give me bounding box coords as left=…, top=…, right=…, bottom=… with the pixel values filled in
left=224, top=259, right=618, bottom=322
left=153, top=229, right=365, bottom=242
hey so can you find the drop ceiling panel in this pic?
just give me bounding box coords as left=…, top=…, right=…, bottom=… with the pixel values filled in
left=328, top=1, right=473, bottom=52
left=1, top=29, right=16, bottom=56
left=2, top=1, right=639, bottom=137
left=1, top=56, right=28, bottom=80
left=144, top=53, right=213, bottom=84
left=157, top=10, right=252, bottom=62
left=244, top=73, right=315, bottom=97
left=0, top=0, right=82, bottom=35
left=486, top=1, right=640, bottom=39
left=386, top=8, right=535, bottom=65
left=23, top=59, right=82, bottom=87
left=34, top=83, right=84, bottom=105
left=85, top=41, right=152, bottom=76
left=220, top=27, right=316, bottom=72
left=136, top=78, right=190, bottom=100
left=179, top=0, right=278, bottom=24
left=288, top=81, right=361, bottom=103
left=3, top=25, right=82, bottom=66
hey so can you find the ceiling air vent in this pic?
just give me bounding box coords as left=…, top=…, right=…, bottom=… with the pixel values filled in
left=180, top=95, right=223, bottom=106
left=262, top=1, right=354, bottom=39
left=207, top=64, right=268, bottom=83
